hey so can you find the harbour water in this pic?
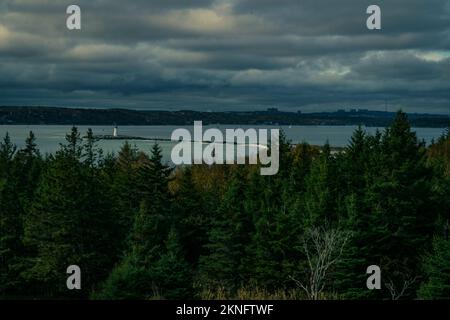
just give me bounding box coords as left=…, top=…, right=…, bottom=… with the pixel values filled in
left=0, top=125, right=446, bottom=163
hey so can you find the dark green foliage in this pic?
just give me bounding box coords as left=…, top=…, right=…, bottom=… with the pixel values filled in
left=248, top=203, right=302, bottom=290
left=198, top=167, right=252, bottom=291
left=126, top=200, right=166, bottom=270
left=22, top=127, right=118, bottom=297
left=14, top=132, right=42, bottom=207
left=108, top=141, right=141, bottom=250
left=0, top=133, right=22, bottom=295
left=93, top=200, right=164, bottom=300
left=95, top=144, right=178, bottom=299
left=92, top=260, right=150, bottom=300
left=1, top=112, right=449, bottom=299
left=370, top=112, right=434, bottom=298
left=335, top=112, right=435, bottom=299
left=418, top=235, right=450, bottom=299
left=302, top=142, right=338, bottom=228
left=150, top=229, right=193, bottom=299
left=172, top=166, right=209, bottom=265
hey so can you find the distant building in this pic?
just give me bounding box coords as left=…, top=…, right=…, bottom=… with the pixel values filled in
left=267, top=107, right=279, bottom=113
left=113, top=126, right=118, bottom=137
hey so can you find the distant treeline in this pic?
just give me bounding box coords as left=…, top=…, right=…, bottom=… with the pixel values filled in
left=1, top=106, right=450, bottom=127
left=1, top=111, right=450, bottom=300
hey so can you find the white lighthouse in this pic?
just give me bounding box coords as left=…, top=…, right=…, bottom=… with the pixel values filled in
left=113, top=125, right=118, bottom=137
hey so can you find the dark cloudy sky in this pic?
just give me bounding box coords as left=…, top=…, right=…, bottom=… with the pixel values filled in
left=1, top=0, right=449, bottom=113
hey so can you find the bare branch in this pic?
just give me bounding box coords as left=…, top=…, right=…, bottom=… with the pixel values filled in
left=291, top=227, right=350, bottom=300
left=385, top=276, right=418, bottom=300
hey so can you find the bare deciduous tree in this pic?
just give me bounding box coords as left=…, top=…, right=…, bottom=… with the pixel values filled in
left=290, top=227, right=350, bottom=300
left=385, top=276, right=418, bottom=300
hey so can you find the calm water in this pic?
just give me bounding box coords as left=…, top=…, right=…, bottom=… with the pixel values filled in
left=0, top=125, right=446, bottom=163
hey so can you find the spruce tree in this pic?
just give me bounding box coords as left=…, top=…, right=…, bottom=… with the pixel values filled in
left=95, top=144, right=173, bottom=299
left=373, top=111, right=435, bottom=298
left=334, top=126, right=380, bottom=299
left=302, top=142, right=337, bottom=228
left=111, top=141, right=141, bottom=247
left=151, top=228, right=193, bottom=299
left=173, top=166, right=209, bottom=265
left=93, top=200, right=163, bottom=299
left=418, top=235, right=450, bottom=299
left=336, top=112, right=435, bottom=299
left=15, top=131, right=42, bottom=206
left=198, top=167, right=251, bottom=291
left=0, top=133, right=22, bottom=296
left=23, top=127, right=117, bottom=297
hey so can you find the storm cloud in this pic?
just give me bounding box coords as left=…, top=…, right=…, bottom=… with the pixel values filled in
left=0, top=0, right=449, bottom=113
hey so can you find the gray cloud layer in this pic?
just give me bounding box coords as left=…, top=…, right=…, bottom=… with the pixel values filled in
left=1, top=0, right=450, bottom=113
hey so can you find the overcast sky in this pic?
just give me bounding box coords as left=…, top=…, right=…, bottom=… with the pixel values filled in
left=0, top=0, right=449, bottom=113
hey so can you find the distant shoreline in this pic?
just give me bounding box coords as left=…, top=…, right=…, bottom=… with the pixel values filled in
left=1, top=106, right=449, bottom=128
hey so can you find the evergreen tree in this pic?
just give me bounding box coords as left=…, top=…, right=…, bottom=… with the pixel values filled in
left=198, top=167, right=251, bottom=291
left=83, top=128, right=102, bottom=168
left=173, top=166, right=209, bottom=265
left=418, top=235, right=450, bottom=299
left=302, top=142, right=337, bottom=228
left=95, top=144, right=173, bottom=299
left=92, top=259, right=149, bottom=300
left=1, top=111, right=449, bottom=299
left=94, top=200, right=165, bottom=299
left=128, top=200, right=166, bottom=268
left=249, top=202, right=303, bottom=290
left=23, top=127, right=117, bottom=297
left=151, top=228, right=193, bottom=299
left=334, top=126, right=380, bottom=299
left=15, top=131, right=42, bottom=205
left=373, top=111, right=435, bottom=298
left=0, top=133, right=22, bottom=296
left=245, top=159, right=304, bottom=290
left=0, top=133, right=16, bottom=167
left=110, top=141, right=141, bottom=247
left=337, top=112, right=435, bottom=299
